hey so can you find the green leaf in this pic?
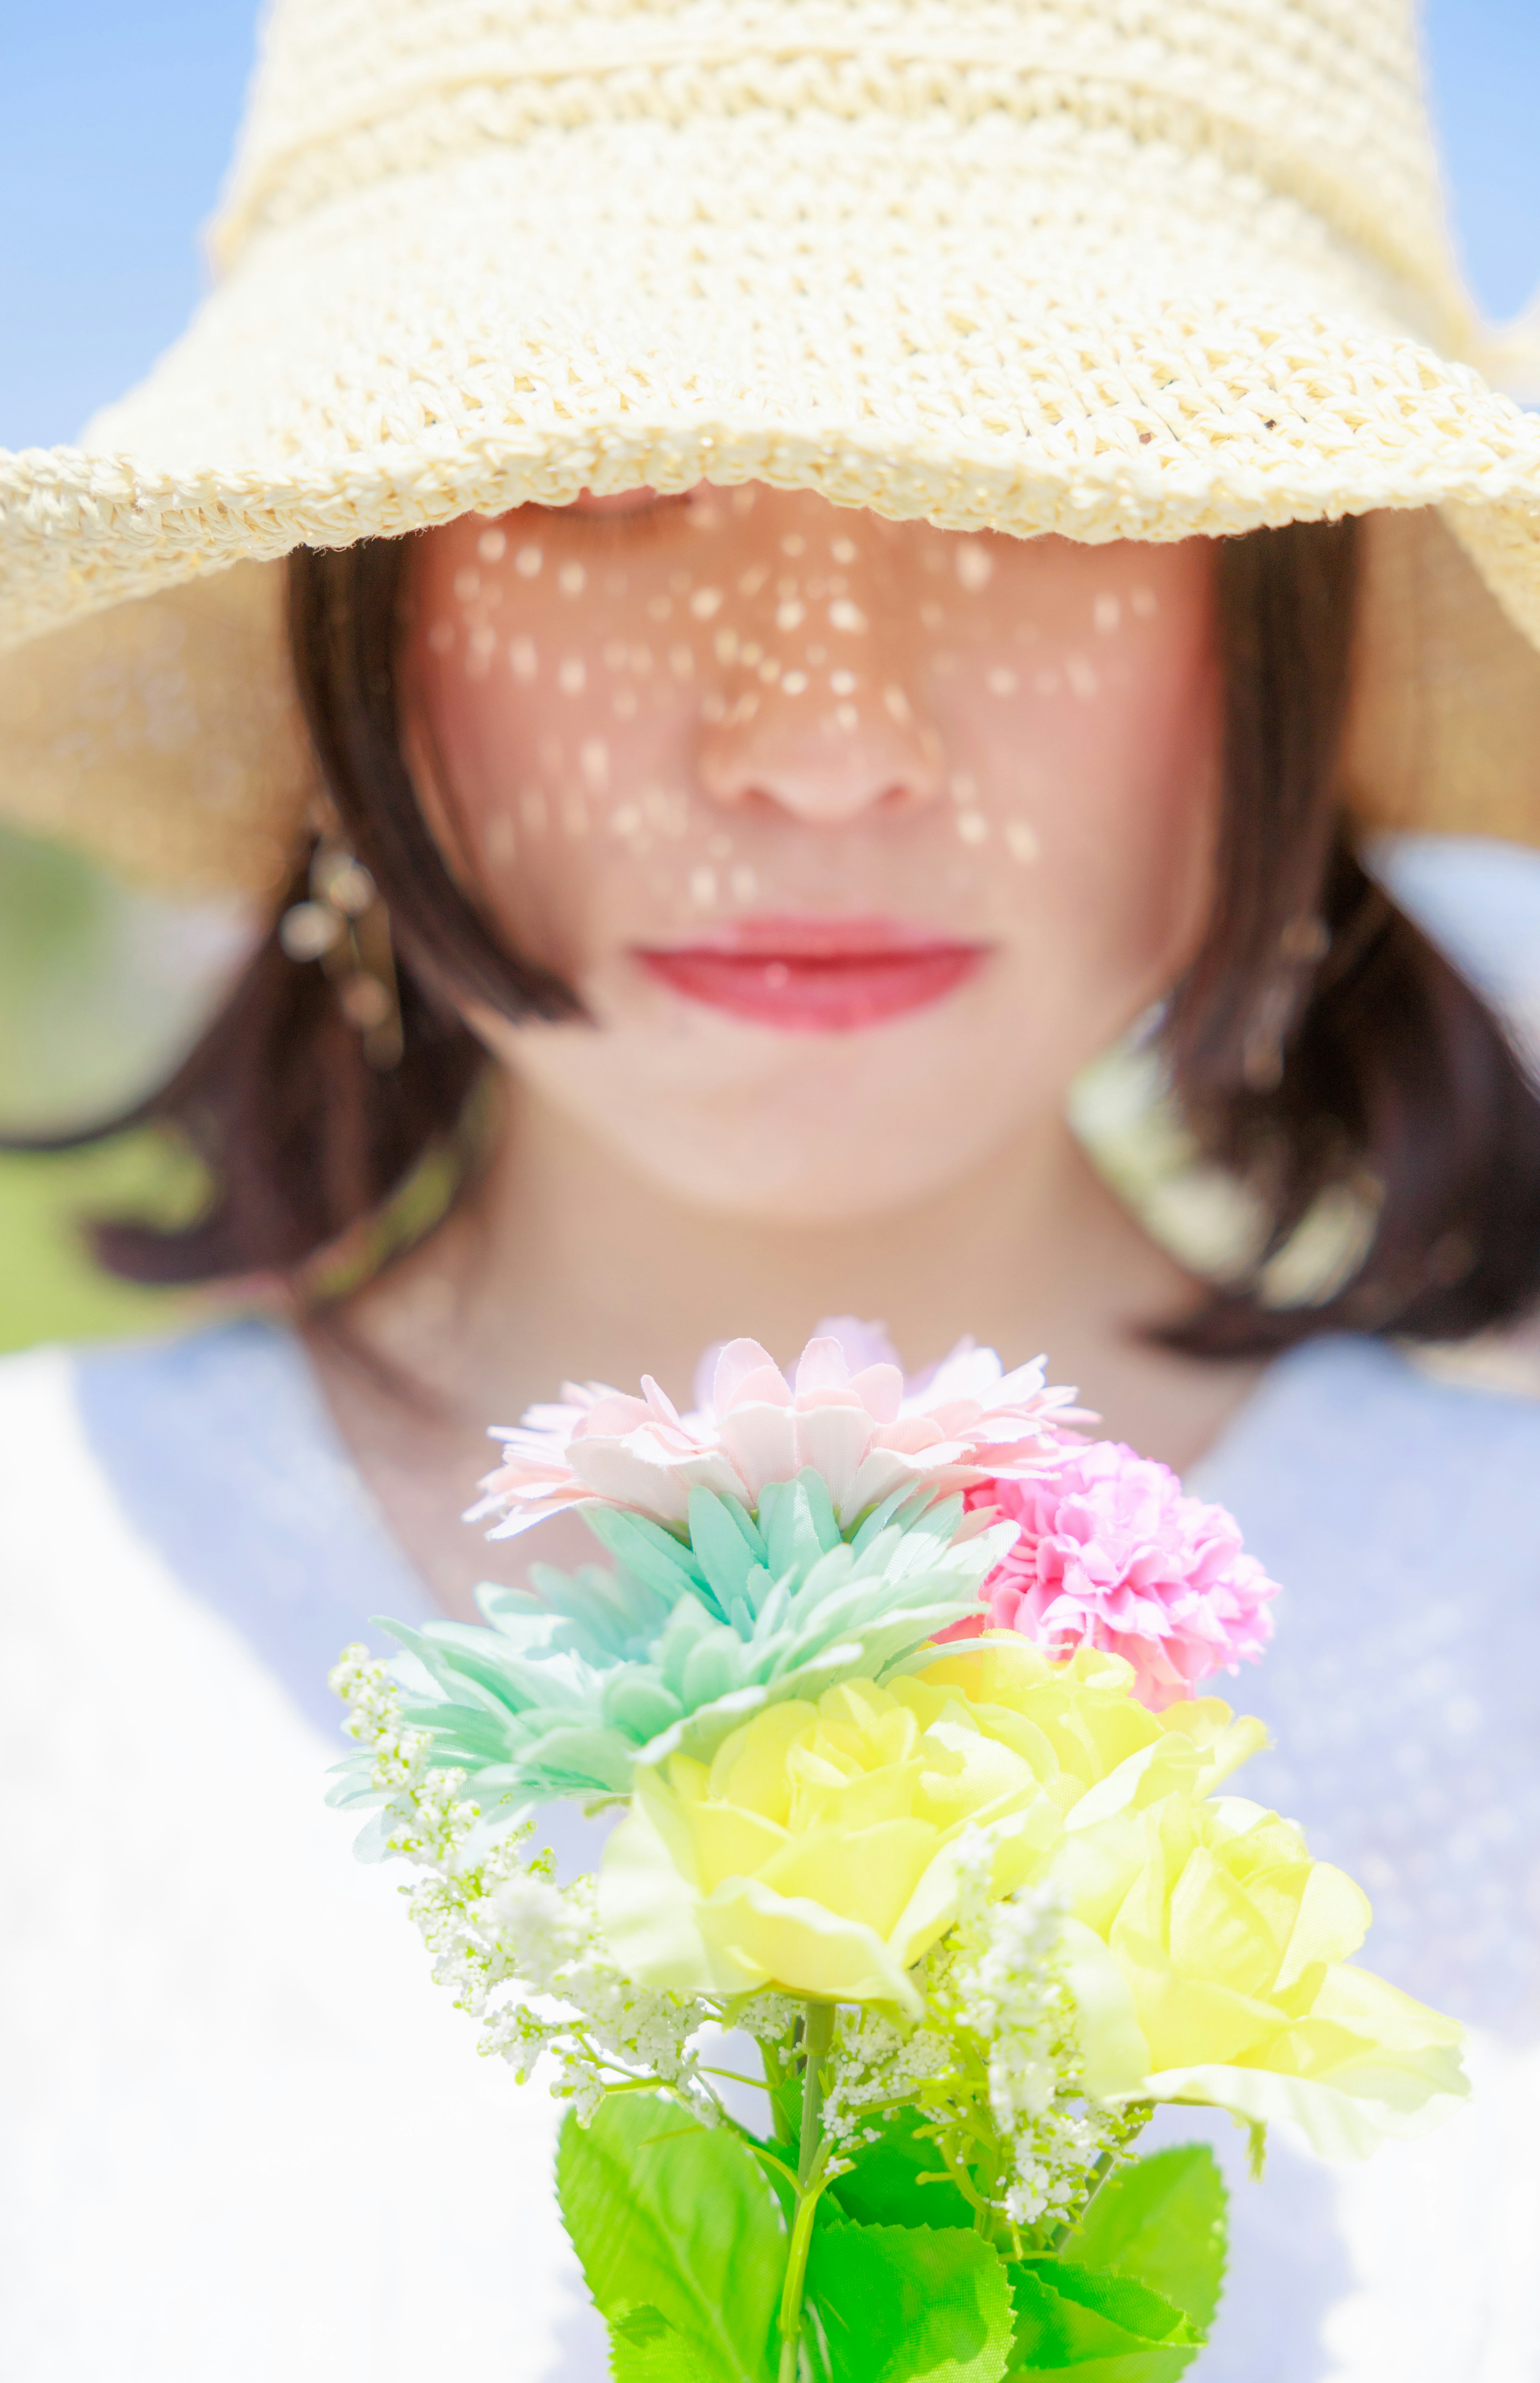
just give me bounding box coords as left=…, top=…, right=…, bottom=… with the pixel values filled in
left=1061, top=2148, right=1227, bottom=2334
left=1007, top=2261, right=1198, bottom=2381
left=609, top=2302, right=703, bottom=2382
left=761, top=1471, right=845, bottom=1578
left=806, top=2217, right=1016, bottom=2383
left=830, top=2106, right=979, bottom=2236
left=584, top=1506, right=715, bottom=1609
left=557, top=2094, right=784, bottom=2382
left=689, top=1489, right=770, bottom=1616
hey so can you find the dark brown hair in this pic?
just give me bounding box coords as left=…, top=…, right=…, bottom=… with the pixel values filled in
left=58, top=519, right=1540, bottom=1353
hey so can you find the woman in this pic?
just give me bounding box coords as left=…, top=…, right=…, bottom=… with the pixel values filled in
left=2, top=2, right=1540, bottom=2377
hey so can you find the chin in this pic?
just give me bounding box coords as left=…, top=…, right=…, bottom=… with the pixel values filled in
left=495, top=988, right=1081, bottom=1225
left=585, top=1102, right=1025, bottom=1229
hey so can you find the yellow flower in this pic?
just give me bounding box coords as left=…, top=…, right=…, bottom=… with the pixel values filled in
left=1053, top=1790, right=1469, bottom=2159
left=596, top=1634, right=1464, bottom=2158
left=917, top=1639, right=1267, bottom=1817
left=598, top=1643, right=1265, bottom=2014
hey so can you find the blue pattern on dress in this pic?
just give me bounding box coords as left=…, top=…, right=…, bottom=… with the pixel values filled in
left=74, top=1318, right=434, bottom=1734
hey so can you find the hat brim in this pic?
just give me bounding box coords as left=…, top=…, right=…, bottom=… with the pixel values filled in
left=4, top=107, right=1540, bottom=887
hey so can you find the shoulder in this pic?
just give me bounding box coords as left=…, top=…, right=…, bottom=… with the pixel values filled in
left=0, top=1341, right=95, bottom=1559
left=0, top=1316, right=429, bottom=1730
left=0, top=1319, right=290, bottom=1576
left=1194, top=1332, right=1540, bottom=1581
left=67, top=1308, right=317, bottom=1447
left=0, top=1337, right=78, bottom=1438
left=1217, top=1328, right=1540, bottom=1454
left=0, top=1314, right=311, bottom=1541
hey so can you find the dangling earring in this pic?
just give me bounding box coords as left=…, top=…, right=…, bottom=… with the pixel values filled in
left=279, top=835, right=404, bottom=1069
left=1241, top=913, right=1330, bottom=1092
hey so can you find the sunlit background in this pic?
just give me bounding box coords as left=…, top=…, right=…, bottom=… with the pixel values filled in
left=2, top=0, right=1539, bottom=1361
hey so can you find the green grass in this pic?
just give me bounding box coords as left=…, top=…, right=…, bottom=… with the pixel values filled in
left=0, top=1136, right=192, bottom=1354
left=0, top=824, right=227, bottom=1354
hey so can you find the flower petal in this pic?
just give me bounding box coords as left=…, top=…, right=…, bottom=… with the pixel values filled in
left=794, top=1336, right=853, bottom=1395
left=791, top=1404, right=880, bottom=1520
left=812, top=1315, right=904, bottom=1375
left=697, top=1875, right=923, bottom=2013
left=569, top=1438, right=741, bottom=1523
left=1135, top=2060, right=1470, bottom=2161
left=1059, top=1915, right=1154, bottom=2099
left=846, top=1364, right=905, bottom=1423
left=713, top=1339, right=788, bottom=1408
left=717, top=1401, right=801, bottom=1503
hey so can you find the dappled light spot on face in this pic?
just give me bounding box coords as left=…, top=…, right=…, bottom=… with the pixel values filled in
left=956, top=543, right=993, bottom=593
left=403, top=487, right=1220, bottom=1224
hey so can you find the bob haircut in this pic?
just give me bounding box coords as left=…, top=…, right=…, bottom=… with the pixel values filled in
left=55, top=516, right=1540, bottom=1358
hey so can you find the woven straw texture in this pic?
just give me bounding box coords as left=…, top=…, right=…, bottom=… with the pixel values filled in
left=4, top=0, right=1540, bottom=892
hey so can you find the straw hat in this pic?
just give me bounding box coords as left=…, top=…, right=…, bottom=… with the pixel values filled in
left=4, top=0, right=1540, bottom=898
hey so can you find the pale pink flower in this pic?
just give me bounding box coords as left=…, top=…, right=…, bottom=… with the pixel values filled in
left=949, top=1443, right=1277, bottom=1710
left=471, top=1318, right=1092, bottom=1539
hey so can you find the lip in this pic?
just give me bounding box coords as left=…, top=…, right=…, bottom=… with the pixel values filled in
left=633, top=916, right=990, bottom=1032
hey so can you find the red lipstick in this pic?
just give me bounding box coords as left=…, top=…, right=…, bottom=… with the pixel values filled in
left=634, top=917, right=988, bottom=1032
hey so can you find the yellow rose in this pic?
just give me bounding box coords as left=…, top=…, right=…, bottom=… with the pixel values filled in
left=598, top=1645, right=1265, bottom=2014
left=1052, top=1790, right=1469, bottom=2159
left=598, top=1677, right=1055, bottom=2011
left=916, top=1639, right=1267, bottom=1816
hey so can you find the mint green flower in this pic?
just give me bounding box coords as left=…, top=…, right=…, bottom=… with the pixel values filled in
left=331, top=1472, right=1013, bottom=1835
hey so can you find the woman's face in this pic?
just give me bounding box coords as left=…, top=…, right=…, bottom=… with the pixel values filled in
left=406, top=485, right=1221, bottom=1223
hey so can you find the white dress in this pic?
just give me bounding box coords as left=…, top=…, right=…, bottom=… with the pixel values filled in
left=2, top=1319, right=1538, bottom=2383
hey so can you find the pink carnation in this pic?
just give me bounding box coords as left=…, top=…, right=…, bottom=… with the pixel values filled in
left=954, top=1442, right=1277, bottom=1710
left=471, top=1318, right=1092, bottom=1539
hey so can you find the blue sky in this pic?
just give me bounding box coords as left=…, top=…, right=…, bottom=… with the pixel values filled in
left=3, top=2, right=1539, bottom=448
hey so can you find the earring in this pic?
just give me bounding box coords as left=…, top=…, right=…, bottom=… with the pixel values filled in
left=279, top=836, right=404, bottom=1069
left=1241, top=913, right=1330, bottom=1092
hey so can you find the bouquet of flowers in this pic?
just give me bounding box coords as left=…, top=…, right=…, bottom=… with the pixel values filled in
left=331, top=1324, right=1467, bottom=2381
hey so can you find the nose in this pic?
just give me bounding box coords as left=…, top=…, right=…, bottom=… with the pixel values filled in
left=697, top=655, right=946, bottom=824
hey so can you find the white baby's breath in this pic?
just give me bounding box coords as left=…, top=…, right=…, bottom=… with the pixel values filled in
left=824, top=2007, right=953, bottom=2152
left=933, top=1826, right=1139, bottom=2230
left=332, top=1647, right=720, bottom=2125
left=330, top=1649, right=1137, bottom=2236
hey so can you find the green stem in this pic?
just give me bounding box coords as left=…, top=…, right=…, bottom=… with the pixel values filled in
left=776, top=2162, right=829, bottom=2383
left=1042, top=2109, right=1152, bottom=2257
left=1041, top=2148, right=1117, bottom=2255
left=797, top=2003, right=835, bottom=2187
left=777, top=2002, right=837, bottom=2383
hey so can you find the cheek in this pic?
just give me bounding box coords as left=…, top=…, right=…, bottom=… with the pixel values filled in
left=407, top=533, right=694, bottom=965
left=950, top=552, right=1221, bottom=1004
left=1040, top=658, right=1218, bottom=975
